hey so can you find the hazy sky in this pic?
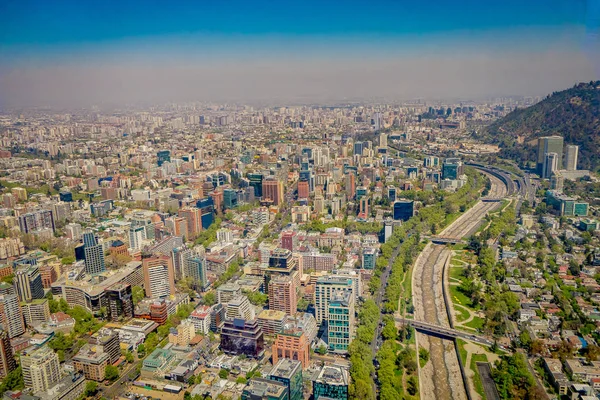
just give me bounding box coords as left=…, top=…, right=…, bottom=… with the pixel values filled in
left=1, top=0, right=599, bottom=108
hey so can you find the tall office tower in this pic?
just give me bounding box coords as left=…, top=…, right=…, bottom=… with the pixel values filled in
left=358, top=197, right=369, bottom=219
left=281, top=231, right=297, bottom=252
left=142, top=255, right=175, bottom=299
left=268, top=275, right=297, bottom=316
left=65, top=223, right=82, bottom=241
left=157, top=150, right=171, bottom=166
left=353, top=141, right=364, bottom=157
left=379, top=132, right=388, bottom=148
left=172, top=246, right=194, bottom=280
left=0, top=329, right=16, bottom=378
left=82, top=231, right=106, bottom=275
left=166, top=216, right=188, bottom=238
left=345, top=173, right=356, bottom=199
left=21, top=299, right=50, bottom=327
left=442, top=158, right=464, bottom=180
left=297, top=180, right=309, bottom=199
left=313, top=364, right=349, bottom=400
left=537, top=136, right=563, bottom=174
left=387, top=186, right=397, bottom=202
left=372, top=112, right=383, bottom=131
left=542, top=152, right=559, bottom=179
left=186, top=255, right=208, bottom=291
left=242, top=378, right=288, bottom=400
left=18, top=209, right=55, bottom=234
left=178, top=207, right=203, bottom=238
left=393, top=200, right=414, bottom=221
left=21, top=345, right=61, bottom=393
left=223, top=189, right=238, bottom=209
left=263, top=178, right=284, bottom=206
left=328, top=289, right=355, bottom=353
left=15, top=264, right=45, bottom=302
left=105, top=283, right=134, bottom=321
left=248, top=173, right=264, bottom=198
left=315, top=276, right=354, bottom=324
left=226, top=296, right=256, bottom=321
left=130, top=214, right=155, bottom=240
left=565, top=144, right=579, bottom=171
left=220, top=319, right=265, bottom=359
left=0, top=295, right=25, bottom=338
left=128, top=226, right=146, bottom=250
left=269, top=359, right=304, bottom=400
left=313, top=195, right=325, bottom=215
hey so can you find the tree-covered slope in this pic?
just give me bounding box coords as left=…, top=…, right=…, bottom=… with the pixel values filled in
left=476, top=81, right=600, bottom=171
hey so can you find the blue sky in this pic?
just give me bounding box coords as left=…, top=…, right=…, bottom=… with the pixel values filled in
left=0, top=0, right=589, bottom=51
left=0, top=0, right=598, bottom=106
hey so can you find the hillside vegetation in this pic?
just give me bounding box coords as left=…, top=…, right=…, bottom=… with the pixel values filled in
left=476, top=81, right=600, bottom=172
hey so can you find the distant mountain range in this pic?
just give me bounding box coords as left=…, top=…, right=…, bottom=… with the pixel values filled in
left=475, top=81, right=600, bottom=172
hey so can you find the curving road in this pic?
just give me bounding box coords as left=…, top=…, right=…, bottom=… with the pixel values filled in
left=410, top=172, right=508, bottom=400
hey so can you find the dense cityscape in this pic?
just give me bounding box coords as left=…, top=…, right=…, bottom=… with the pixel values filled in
left=0, top=93, right=597, bottom=400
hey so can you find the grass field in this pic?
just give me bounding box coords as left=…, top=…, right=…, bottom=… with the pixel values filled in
left=455, top=305, right=471, bottom=323
left=449, top=284, right=472, bottom=308
left=449, top=266, right=465, bottom=281
left=464, top=316, right=485, bottom=331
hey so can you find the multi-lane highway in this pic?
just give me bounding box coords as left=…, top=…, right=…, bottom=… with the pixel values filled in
left=410, top=171, right=509, bottom=400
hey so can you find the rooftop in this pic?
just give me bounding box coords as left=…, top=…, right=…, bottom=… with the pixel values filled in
left=315, top=365, right=349, bottom=385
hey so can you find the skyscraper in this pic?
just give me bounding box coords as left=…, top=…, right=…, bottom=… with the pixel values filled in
left=393, top=200, right=414, bottom=221
left=315, top=276, right=354, bottom=324
left=328, top=289, right=355, bottom=353
left=0, top=329, right=16, bottom=379
left=186, top=255, right=208, bottom=291
left=15, top=264, right=44, bottom=302
left=542, top=152, right=559, bottom=179
left=353, top=141, right=363, bottom=157
left=537, top=136, right=563, bottom=174
left=21, top=345, right=61, bottom=393
left=442, top=158, right=463, bottom=180
left=157, top=150, right=171, bottom=166
left=297, top=180, right=309, bottom=199
left=142, top=255, right=175, bottom=299
left=0, top=295, right=25, bottom=338
left=105, top=283, right=134, bottom=321
left=565, top=144, right=579, bottom=171
left=379, top=132, right=388, bottom=148
left=263, top=178, right=284, bottom=206
left=18, top=209, right=55, bottom=234
left=345, top=173, right=356, bottom=199
left=82, top=231, right=106, bottom=275
left=268, top=275, right=297, bottom=316
left=269, top=359, right=304, bottom=400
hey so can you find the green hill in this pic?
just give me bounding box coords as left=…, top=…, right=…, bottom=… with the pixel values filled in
left=476, top=81, right=600, bottom=172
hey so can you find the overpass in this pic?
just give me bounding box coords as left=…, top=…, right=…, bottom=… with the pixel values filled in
left=466, top=162, right=516, bottom=196
left=395, top=317, right=494, bottom=347
left=429, top=237, right=466, bottom=245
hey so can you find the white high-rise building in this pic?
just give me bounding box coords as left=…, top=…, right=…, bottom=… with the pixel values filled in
left=21, top=346, right=60, bottom=393
left=146, top=265, right=171, bottom=299
left=379, top=133, right=388, bottom=148
left=315, top=276, right=354, bottom=324
left=128, top=226, right=146, bottom=250
left=65, top=223, right=82, bottom=241
left=0, top=294, right=25, bottom=338
left=565, top=145, right=579, bottom=171
left=542, top=152, right=559, bottom=179
left=226, top=296, right=255, bottom=321
left=217, top=228, right=233, bottom=244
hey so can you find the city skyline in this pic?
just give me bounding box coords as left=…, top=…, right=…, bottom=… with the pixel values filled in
left=1, top=0, right=599, bottom=107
